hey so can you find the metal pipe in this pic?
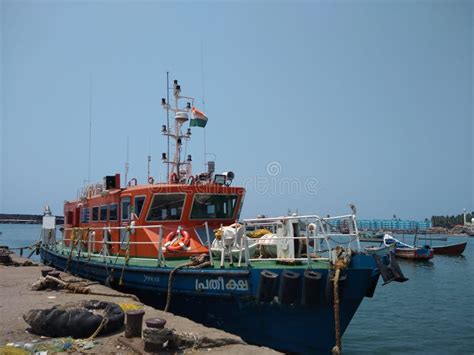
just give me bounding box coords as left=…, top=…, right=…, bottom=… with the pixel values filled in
left=204, top=222, right=213, bottom=267
left=158, top=226, right=164, bottom=266
left=305, top=218, right=311, bottom=268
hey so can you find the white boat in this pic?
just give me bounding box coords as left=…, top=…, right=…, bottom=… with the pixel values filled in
left=364, top=243, right=395, bottom=256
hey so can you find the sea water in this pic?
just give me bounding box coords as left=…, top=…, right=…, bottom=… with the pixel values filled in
left=344, top=235, right=474, bottom=354
left=1, top=224, right=473, bottom=354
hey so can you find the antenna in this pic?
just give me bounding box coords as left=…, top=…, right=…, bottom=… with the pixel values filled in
left=160, top=79, right=194, bottom=182
left=88, top=72, right=92, bottom=183
left=200, top=41, right=207, bottom=171
left=166, top=71, right=170, bottom=180
left=147, top=155, right=151, bottom=180
left=124, top=136, right=129, bottom=184
left=147, top=137, right=152, bottom=180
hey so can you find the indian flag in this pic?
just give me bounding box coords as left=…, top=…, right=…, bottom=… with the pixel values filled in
left=190, top=107, right=208, bottom=128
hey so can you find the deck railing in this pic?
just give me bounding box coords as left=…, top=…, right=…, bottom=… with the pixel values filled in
left=45, top=222, right=215, bottom=267
left=42, top=214, right=360, bottom=268
left=241, top=214, right=360, bottom=267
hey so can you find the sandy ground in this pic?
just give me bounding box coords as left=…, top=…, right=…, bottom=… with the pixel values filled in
left=0, top=253, right=280, bottom=354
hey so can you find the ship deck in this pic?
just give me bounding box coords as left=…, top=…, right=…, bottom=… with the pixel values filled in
left=51, top=248, right=332, bottom=270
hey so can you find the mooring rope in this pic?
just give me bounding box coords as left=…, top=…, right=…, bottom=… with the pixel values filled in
left=77, top=228, right=90, bottom=260
left=87, top=317, right=109, bottom=340
left=164, top=254, right=211, bottom=312
left=119, top=228, right=132, bottom=286
left=331, top=246, right=351, bottom=355
left=332, top=268, right=342, bottom=355
left=66, top=229, right=80, bottom=271
left=164, top=263, right=192, bottom=312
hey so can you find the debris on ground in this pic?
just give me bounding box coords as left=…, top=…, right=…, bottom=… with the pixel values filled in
left=31, top=275, right=139, bottom=301
left=1, top=337, right=102, bottom=354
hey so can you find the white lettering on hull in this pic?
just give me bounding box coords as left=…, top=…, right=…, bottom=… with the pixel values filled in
left=195, top=277, right=249, bottom=292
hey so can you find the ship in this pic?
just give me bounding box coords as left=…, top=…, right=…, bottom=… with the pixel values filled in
left=39, top=79, right=407, bottom=353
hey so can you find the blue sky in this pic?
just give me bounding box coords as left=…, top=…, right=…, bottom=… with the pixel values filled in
left=1, top=0, right=473, bottom=219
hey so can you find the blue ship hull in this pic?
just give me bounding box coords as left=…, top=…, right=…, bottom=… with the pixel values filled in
left=41, top=248, right=380, bottom=354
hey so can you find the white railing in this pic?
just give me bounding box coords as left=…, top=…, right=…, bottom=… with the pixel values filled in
left=49, top=222, right=214, bottom=267
left=44, top=213, right=360, bottom=268
left=241, top=214, right=361, bottom=267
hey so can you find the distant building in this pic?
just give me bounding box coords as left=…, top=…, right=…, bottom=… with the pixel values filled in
left=356, top=219, right=432, bottom=230
left=328, top=219, right=432, bottom=231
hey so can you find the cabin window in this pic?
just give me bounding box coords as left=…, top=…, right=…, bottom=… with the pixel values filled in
left=121, top=197, right=130, bottom=221
left=109, top=203, right=118, bottom=221
left=134, top=196, right=146, bottom=219
left=147, top=193, right=185, bottom=221
left=92, top=207, right=99, bottom=221
left=190, top=194, right=238, bottom=219
left=100, top=205, right=108, bottom=221
left=80, top=208, right=90, bottom=223
left=66, top=211, right=74, bottom=225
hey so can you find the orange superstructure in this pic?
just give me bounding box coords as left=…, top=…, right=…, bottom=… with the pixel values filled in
left=64, top=79, right=244, bottom=259
left=64, top=179, right=245, bottom=259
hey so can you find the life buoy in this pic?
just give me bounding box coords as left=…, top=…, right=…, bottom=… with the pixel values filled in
left=163, top=229, right=191, bottom=252
left=169, top=173, right=178, bottom=184
left=148, top=176, right=154, bottom=184
left=128, top=178, right=137, bottom=187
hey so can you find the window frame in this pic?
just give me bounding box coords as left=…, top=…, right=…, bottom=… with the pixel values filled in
left=99, top=205, right=108, bottom=222
left=91, top=207, right=99, bottom=222
left=133, top=195, right=147, bottom=219
left=80, top=208, right=90, bottom=223
left=121, top=197, right=131, bottom=221
left=146, top=193, right=187, bottom=222
left=189, top=193, right=239, bottom=220
left=109, top=203, right=118, bottom=221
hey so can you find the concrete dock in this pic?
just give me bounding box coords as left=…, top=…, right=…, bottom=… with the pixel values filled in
left=0, top=253, right=280, bottom=354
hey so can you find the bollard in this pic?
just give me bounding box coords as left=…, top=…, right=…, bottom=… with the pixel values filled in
left=125, top=309, right=145, bottom=338
left=41, top=267, right=54, bottom=277
left=144, top=318, right=168, bottom=352
left=145, top=318, right=166, bottom=329
left=47, top=271, right=61, bottom=279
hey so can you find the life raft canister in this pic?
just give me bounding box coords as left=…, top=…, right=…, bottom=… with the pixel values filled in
left=163, top=228, right=191, bottom=252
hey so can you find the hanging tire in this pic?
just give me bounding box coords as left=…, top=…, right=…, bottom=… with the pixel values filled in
left=302, top=269, right=322, bottom=306
left=278, top=270, right=300, bottom=304
left=257, top=270, right=278, bottom=303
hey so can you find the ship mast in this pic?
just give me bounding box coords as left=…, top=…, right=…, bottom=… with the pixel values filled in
left=161, top=79, right=193, bottom=183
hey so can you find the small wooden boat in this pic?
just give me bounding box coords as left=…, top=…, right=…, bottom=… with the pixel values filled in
left=383, top=234, right=434, bottom=260
left=364, top=243, right=395, bottom=256
left=432, top=241, right=467, bottom=256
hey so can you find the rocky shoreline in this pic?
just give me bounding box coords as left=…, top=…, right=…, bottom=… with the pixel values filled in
left=0, top=214, right=64, bottom=225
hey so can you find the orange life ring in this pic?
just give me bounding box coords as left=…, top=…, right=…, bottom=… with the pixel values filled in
left=169, top=173, right=178, bottom=184
left=163, top=229, right=191, bottom=252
